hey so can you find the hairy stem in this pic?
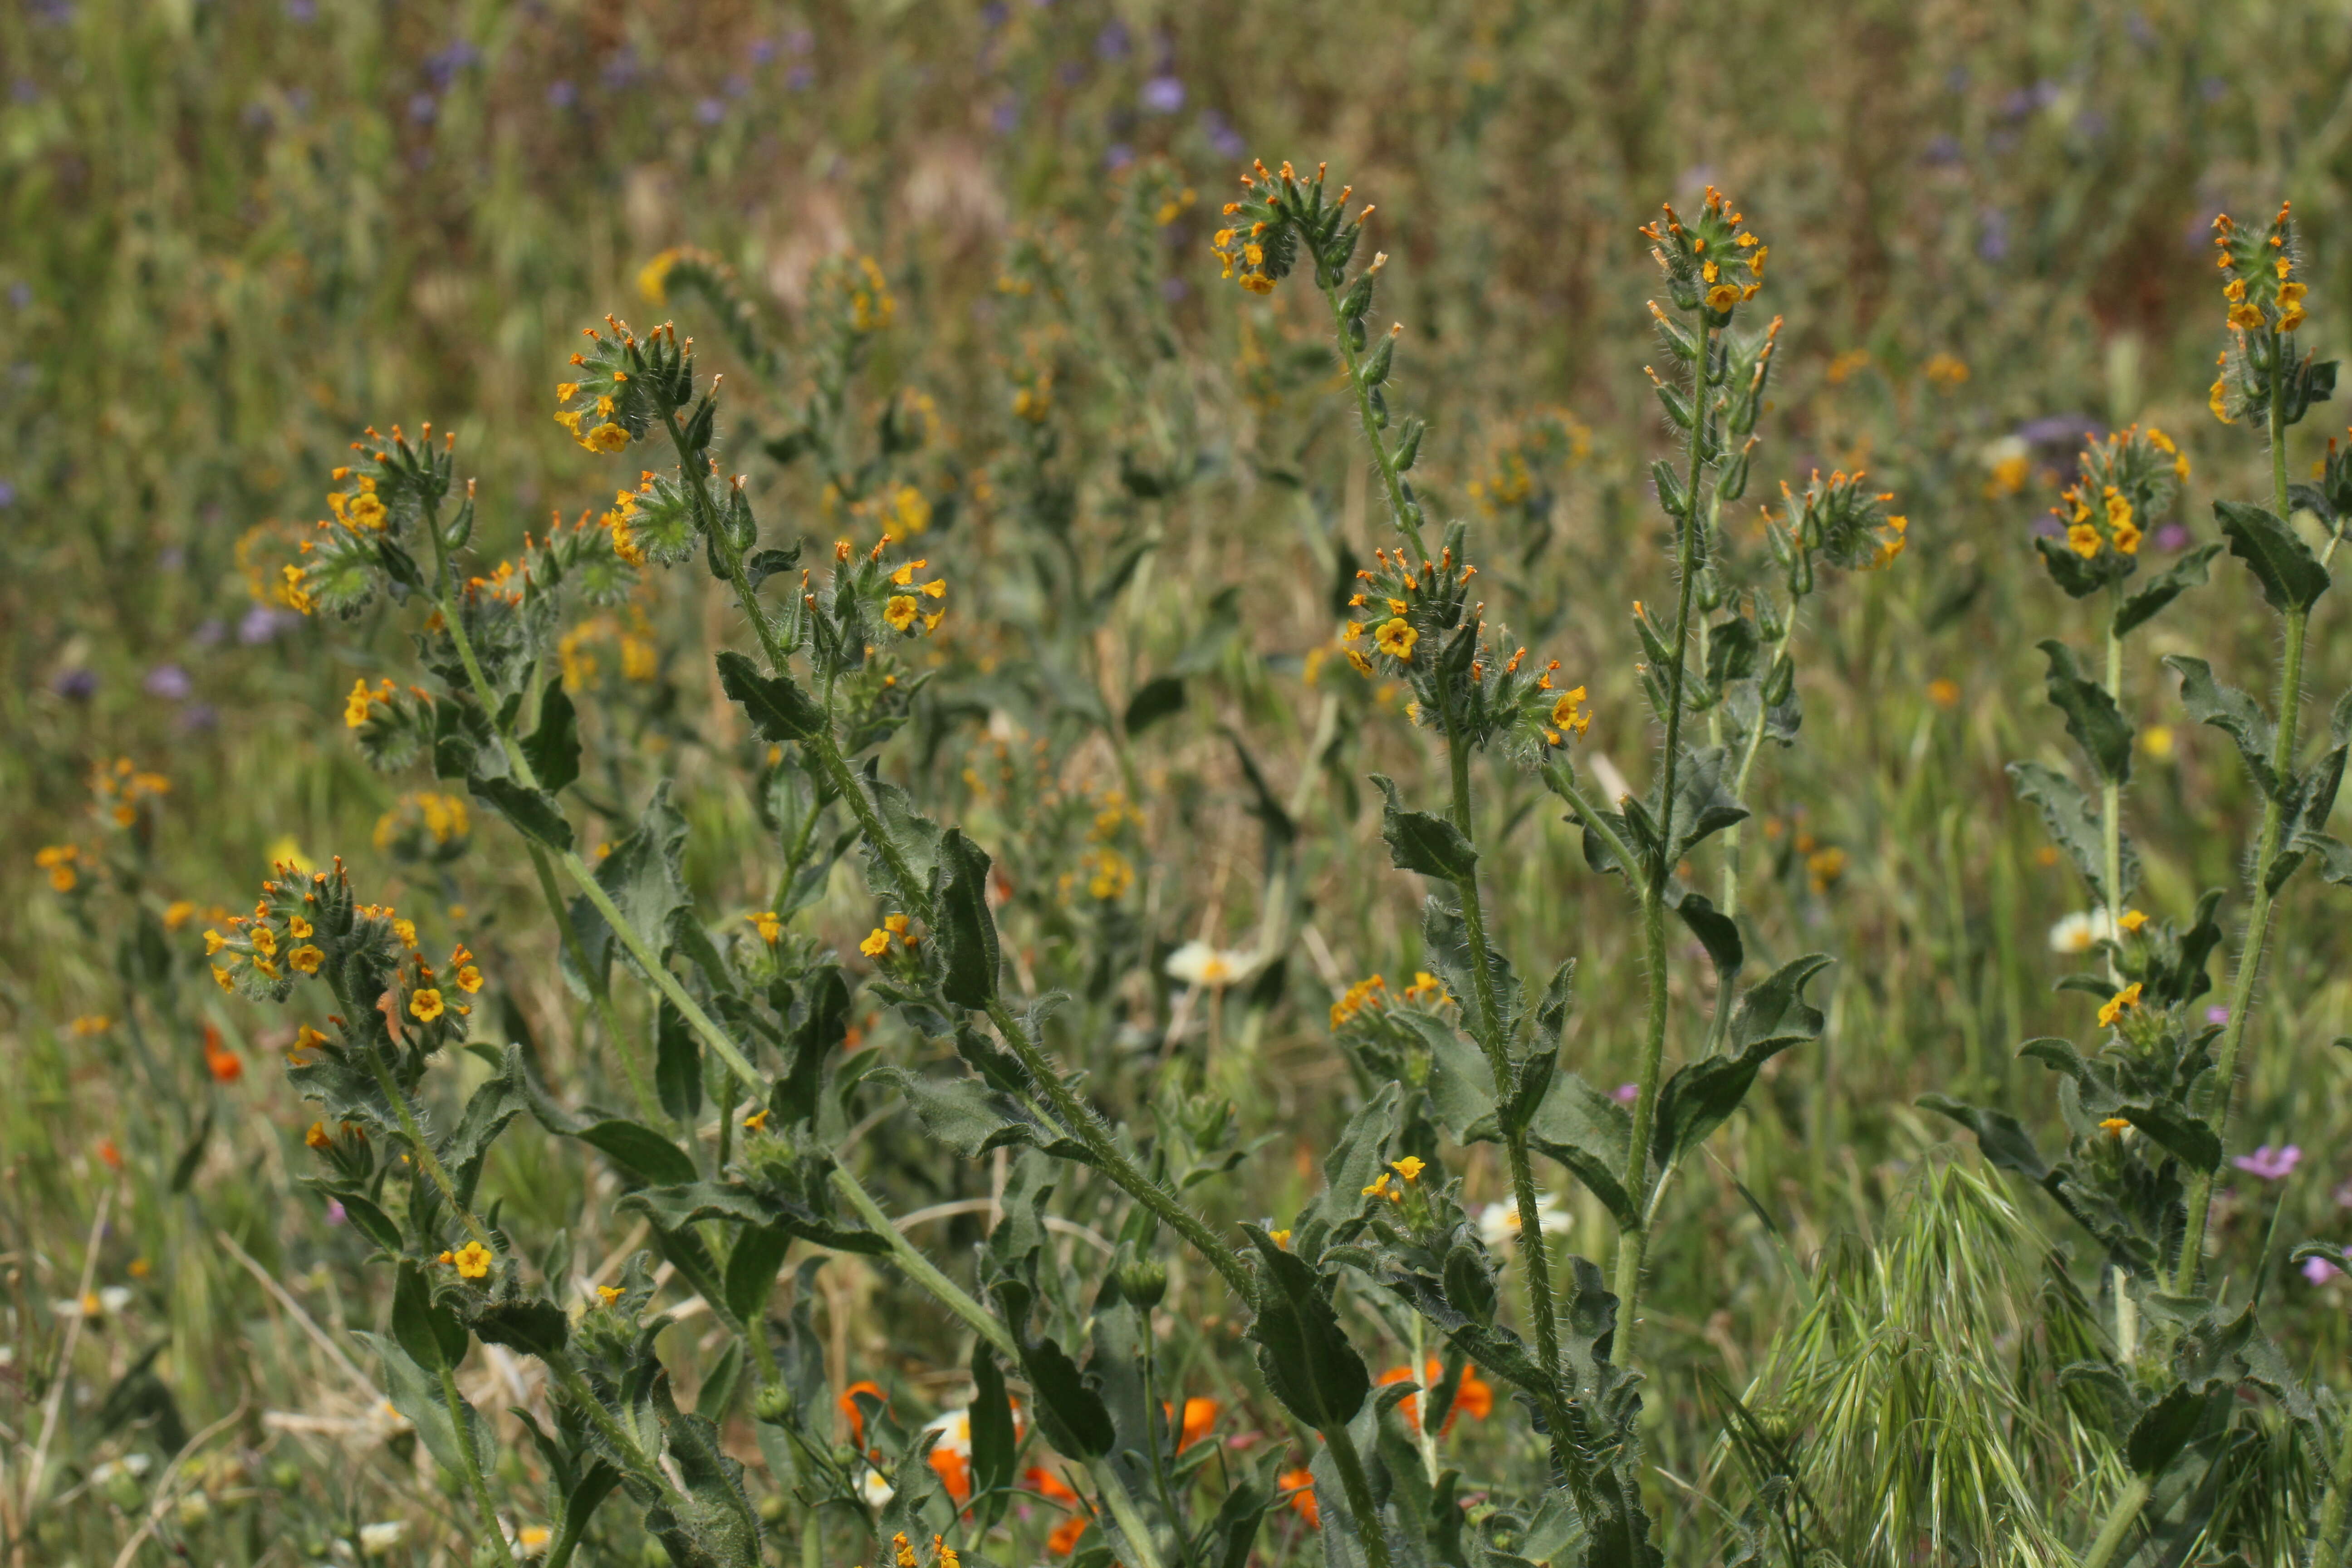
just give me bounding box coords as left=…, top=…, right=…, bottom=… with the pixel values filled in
left=1321, top=1423, right=1396, bottom=1568
left=2174, top=365, right=2308, bottom=1293
left=2079, top=1474, right=2151, bottom=1568
left=438, top=1362, right=517, bottom=1561
left=1089, top=1459, right=1170, bottom=1568
left=1615, top=314, right=1716, bottom=1360
left=827, top=1166, right=1017, bottom=1358
left=525, top=840, right=662, bottom=1122
left=1316, top=272, right=1430, bottom=567
left=2314, top=1415, right=2352, bottom=1568
left=2102, top=581, right=2126, bottom=987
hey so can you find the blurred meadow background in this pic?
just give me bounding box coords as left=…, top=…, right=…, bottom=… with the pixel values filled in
left=13, top=0, right=2352, bottom=1562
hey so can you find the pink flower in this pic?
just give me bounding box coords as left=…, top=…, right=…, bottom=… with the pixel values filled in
left=2231, top=1144, right=2300, bottom=1181
left=2304, top=1255, right=2342, bottom=1285
left=1613, top=1083, right=1639, bottom=1104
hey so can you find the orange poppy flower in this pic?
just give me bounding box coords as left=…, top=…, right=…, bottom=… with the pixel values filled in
left=839, top=1380, right=886, bottom=1446
left=1022, top=1466, right=1081, bottom=1505
left=928, top=1445, right=971, bottom=1504
left=1377, top=1359, right=1492, bottom=1435
left=1159, top=1396, right=1220, bottom=1449
left=1046, top=1514, right=1089, bottom=1556
left=1279, top=1468, right=1319, bottom=1529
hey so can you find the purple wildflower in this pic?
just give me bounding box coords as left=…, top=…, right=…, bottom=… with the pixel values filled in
left=2306, top=1254, right=2341, bottom=1284
left=409, top=93, right=438, bottom=124
left=2206, top=1004, right=2230, bottom=1026
left=1141, top=75, right=1185, bottom=113
left=1976, top=209, right=2010, bottom=262
left=786, top=64, right=814, bottom=92
left=1200, top=108, right=1245, bottom=159
left=2152, top=523, right=2190, bottom=551
left=2232, top=1144, right=2300, bottom=1181
left=144, top=664, right=193, bottom=701
left=1096, top=20, right=1130, bottom=59
left=1104, top=142, right=1134, bottom=172
left=1614, top=1083, right=1639, bottom=1104
left=325, top=1199, right=347, bottom=1225
left=53, top=667, right=97, bottom=701
left=547, top=79, right=577, bottom=109
left=0, top=477, right=16, bottom=505
left=696, top=97, right=725, bottom=125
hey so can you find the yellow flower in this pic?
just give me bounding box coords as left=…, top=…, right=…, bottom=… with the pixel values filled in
left=289, top=916, right=313, bottom=938
left=859, top=928, right=892, bottom=958
left=409, top=989, right=445, bottom=1023
left=2067, top=523, right=2101, bottom=559
left=1391, top=1156, right=1427, bottom=1182
left=71, top=1014, right=112, bottom=1036
left=597, top=1284, right=625, bottom=1305
left=305, top=1121, right=332, bottom=1150
left=204, top=928, right=230, bottom=956
left=922, top=579, right=946, bottom=599
left=449, top=1240, right=494, bottom=1279
left=2142, top=725, right=2176, bottom=760
left=344, top=680, right=373, bottom=729
left=2099, top=1117, right=2132, bottom=1136
left=2210, top=374, right=2234, bottom=424
left=1549, top=686, right=1592, bottom=739
left=583, top=422, right=631, bottom=454
left=748, top=911, right=783, bottom=944
left=295, top=1025, right=329, bottom=1052
left=289, top=945, right=324, bottom=975
left=392, top=919, right=417, bottom=949
left=743, top=1108, right=770, bottom=1132
left=1705, top=283, right=1742, bottom=312
left=1361, top=1171, right=1395, bottom=1200
left=1345, top=648, right=1374, bottom=677
left=346, top=492, right=386, bottom=529
left=2097, top=982, right=2143, bottom=1029
left=885, top=595, right=919, bottom=632
left=211, top=964, right=235, bottom=992
left=1269, top=1229, right=1292, bottom=1249
left=163, top=899, right=196, bottom=931
left=454, top=965, right=482, bottom=993
left=250, top=926, right=279, bottom=957
left=2118, top=909, right=2148, bottom=933
left=2112, top=519, right=2141, bottom=554
left=883, top=912, right=915, bottom=945
left=1374, top=618, right=1418, bottom=661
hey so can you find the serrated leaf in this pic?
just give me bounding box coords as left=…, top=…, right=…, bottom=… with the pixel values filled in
left=1917, top=1094, right=2051, bottom=1182
left=2125, top=1382, right=2206, bottom=1477
left=2119, top=1102, right=2221, bottom=1172
left=2038, top=640, right=2133, bottom=784
left=933, top=829, right=1001, bottom=1008
left=1523, top=1073, right=1639, bottom=1230
left=573, top=782, right=690, bottom=977
left=523, top=682, right=581, bottom=794
left=1372, top=774, right=1478, bottom=881
left=2008, top=760, right=2135, bottom=906
left=640, top=1373, right=761, bottom=1568
left=468, top=773, right=574, bottom=850
left=1243, top=1225, right=1371, bottom=1431
left=881, top=1070, right=1093, bottom=1164
left=470, top=1299, right=570, bottom=1358
left=2215, top=498, right=2330, bottom=612
left=2163, top=655, right=2283, bottom=799
left=714, top=649, right=827, bottom=741
left=2114, top=544, right=2222, bottom=638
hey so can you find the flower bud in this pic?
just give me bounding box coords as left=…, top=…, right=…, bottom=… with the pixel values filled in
left=755, top=1383, right=795, bottom=1425
left=1115, top=1257, right=1170, bottom=1308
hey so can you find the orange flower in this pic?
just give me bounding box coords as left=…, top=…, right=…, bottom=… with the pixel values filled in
left=839, top=1380, right=886, bottom=1446
left=927, top=1444, right=972, bottom=1504
left=1279, top=1468, right=1320, bottom=1530
left=1046, top=1515, right=1089, bottom=1556
left=1377, top=1359, right=1492, bottom=1435
left=202, top=1024, right=242, bottom=1084
left=96, top=1138, right=124, bottom=1171
left=1023, top=1466, right=1081, bottom=1505
left=1158, top=1397, right=1220, bottom=1449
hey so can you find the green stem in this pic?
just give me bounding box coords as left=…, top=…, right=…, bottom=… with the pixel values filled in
left=359, top=1032, right=495, bottom=1254
left=983, top=998, right=1256, bottom=1303
left=2102, top=582, right=2126, bottom=988
left=1315, top=273, right=1429, bottom=567
left=827, top=1167, right=1016, bottom=1358
left=439, top=1362, right=516, bottom=1560
left=1089, top=1459, right=1169, bottom=1568
left=1321, top=1424, right=1395, bottom=1568
left=2079, top=1474, right=2151, bottom=1568
left=526, top=840, right=662, bottom=1123
left=1614, top=314, right=1716, bottom=1362
left=544, top=1352, right=668, bottom=1491
left=1440, top=694, right=1562, bottom=1382
left=2314, top=1413, right=2352, bottom=1568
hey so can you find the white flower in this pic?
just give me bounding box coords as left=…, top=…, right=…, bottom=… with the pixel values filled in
left=100, top=1285, right=133, bottom=1314
left=514, top=1524, right=554, bottom=1559
left=921, top=1408, right=973, bottom=1458
left=358, top=1522, right=407, bottom=1558
left=859, top=1466, right=895, bottom=1508
left=174, top=1491, right=212, bottom=1527
left=2048, top=910, right=2117, bottom=955
left=1165, top=941, right=1252, bottom=989
left=1476, top=1198, right=1570, bottom=1250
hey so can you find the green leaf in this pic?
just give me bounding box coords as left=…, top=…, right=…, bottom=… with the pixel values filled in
left=2119, top=1102, right=2222, bottom=1172
left=2034, top=534, right=2132, bottom=599
left=2038, top=640, right=2133, bottom=784
left=967, top=1342, right=1019, bottom=1530
left=2008, top=760, right=2135, bottom=906
left=2163, top=655, right=2283, bottom=799
left=774, top=967, right=849, bottom=1127
left=933, top=829, right=1002, bottom=1008
left=468, top=772, right=574, bottom=850
left=1372, top=774, right=1478, bottom=881
left=1122, top=674, right=1186, bottom=735
left=2215, top=498, right=2330, bottom=612
left=1019, top=1333, right=1115, bottom=1460
left=1725, top=953, right=1833, bottom=1057
left=2113, top=543, right=2222, bottom=638
left=640, top=1372, right=762, bottom=1568
left=722, top=1226, right=791, bottom=1329
left=655, top=1002, right=702, bottom=1122
left=881, top=1070, right=1094, bottom=1164
left=714, top=649, right=826, bottom=741
left=2016, top=1037, right=2090, bottom=1082
left=523, top=682, right=581, bottom=794
left=574, top=1119, right=698, bottom=1186
left=392, top=1261, right=469, bottom=1372
left=573, top=782, right=690, bottom=976
left=169, top=1108, right=213, bottom=1194
left=470, top=1299, right=570, bottom=1358
left=1675, top=891, right=1743, bottom=997
left=1917, top=1094, right=2052, bottom=1183
left=1663, top=745, right=1749, bottom=864
left=2125, top=1382, right=2206, bottom=1477
left=357, top=1331, right=492, bottom=1484
left=1649, top=959, right=1831, bottom=1174
left=1243, top=1225, right=1371, bottom=1431
left=1523, top=1073, right=1639, bottom=1230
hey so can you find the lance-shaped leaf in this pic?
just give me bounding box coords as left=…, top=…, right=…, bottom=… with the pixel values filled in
left=523, top=681, right=581, bottom=794
left=933, top=828, right=1001, bottom=1007
left=468, top=772, right=574, bottom=850
left=1651, top=955, right=1832, bottom=1170
left=1524, top=1072, right=1639, bottom=1230
left=966, top=1341, right=1019, bottom=1530
left=2164, top=655, right=2283, bottom=799
left=722, top=1226, right=790, bottom=1329
left=655, top=1001, right=702, bottom=1122
left=571, top=782, right=690, bottom=977
left=878, top=1069, right=1096, bottom=1165
left=616, top=1180, right=890, bottom=1257
left=2215, top=498, right=2330, bottom=612
left=1243, top=1225, right=1371, bottom=1431
left=1372, top=774, right=1478, bottom=882
left=2008, top=760, right=2136, bottom=905
left=1676, top=891, right=1743, bottom=1001
left=2117, top=1102, right=2221, bottom=1172
left=392, top=1261, right=469, bottom=1372
left=357, top=1331, right=493, bottom=1484
left=2125, top=1382, right=2206, bottom=1477
left=2114, top=543, right=2222, bottom=638
left=640, top=1372, right=762, bottom=1568
left=1917, top=1094, right=2052, bottom=1183
left=2038, top=640, right=2133, bottom=784
left=714, top=649, right=826, bottom=741
left=470, top=1299, right=571, bottom=1359
left=1018, top=1332, right=1115, bottom=1461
